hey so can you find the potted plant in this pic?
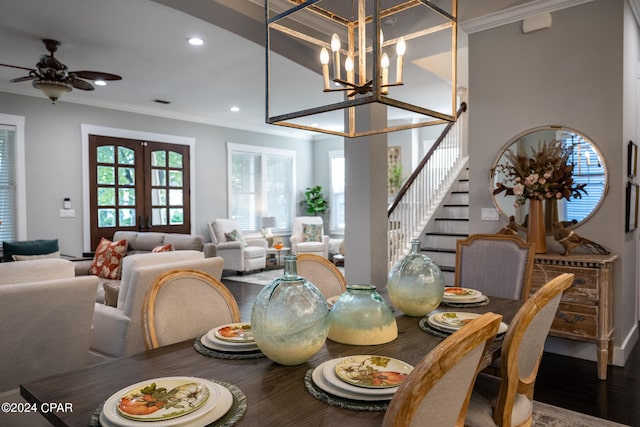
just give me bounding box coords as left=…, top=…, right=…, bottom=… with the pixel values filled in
left=304, top=185, right=328, bottom=216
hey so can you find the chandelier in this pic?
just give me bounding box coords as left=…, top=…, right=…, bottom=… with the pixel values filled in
left=265, top=0, right=458, bottom=138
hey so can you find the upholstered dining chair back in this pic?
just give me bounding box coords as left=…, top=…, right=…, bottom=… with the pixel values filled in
left=382, top=312, right=503, bottom=427
left=465, top=273, right=574, bottom=427
left=142, top=269, right=241, bottom=350
left=296, top=254, right=347, bottom=299
left=455, top=234, right=535, bottom=301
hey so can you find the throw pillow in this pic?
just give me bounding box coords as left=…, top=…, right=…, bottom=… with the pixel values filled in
left=2, top=238, right=59, bottom=262
left=89, top=238, right=127, bottom=279
left=12, top=251, right=61, bottom=261
left=225, top=229, right=248, bottom=247
left=302, top=224, right=323, bottom=242
left=103, top=282, right=120, bottom=308
left=152, top=243, right=174, bottom=253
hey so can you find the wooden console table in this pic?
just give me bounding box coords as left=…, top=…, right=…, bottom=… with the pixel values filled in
left=530, top=252, right=618, bottom=380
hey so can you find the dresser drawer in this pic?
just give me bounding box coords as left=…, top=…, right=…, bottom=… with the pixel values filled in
left=531, top=264, right=599, bottom=305
left=549, top=302, right=598, bottom=341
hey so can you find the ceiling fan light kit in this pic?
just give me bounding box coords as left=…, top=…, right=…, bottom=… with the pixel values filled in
left=265, top=0, right=458, bottom=138
left=1, top=38, right=122, bottom=104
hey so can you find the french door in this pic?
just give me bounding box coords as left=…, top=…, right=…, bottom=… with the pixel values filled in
left=89, top=135, right=190, bottom=249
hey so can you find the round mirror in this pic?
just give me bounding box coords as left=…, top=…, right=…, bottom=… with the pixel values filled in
left=490, top=126, right=608, bottom=233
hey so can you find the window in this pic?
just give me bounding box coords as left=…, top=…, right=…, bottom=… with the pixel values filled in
left=0, top=114, right=26, bottom=243
left=329, top=150, right=345, bottom=232
left=228, top=143, right=295, bottom=233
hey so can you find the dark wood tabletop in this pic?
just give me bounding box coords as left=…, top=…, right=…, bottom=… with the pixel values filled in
left=21, top=292, right=520, bottom=427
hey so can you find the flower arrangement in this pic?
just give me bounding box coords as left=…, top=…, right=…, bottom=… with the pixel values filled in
left=493, top=140, right=588, bottom=207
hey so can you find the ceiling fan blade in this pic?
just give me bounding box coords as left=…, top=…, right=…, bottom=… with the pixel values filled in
left=71, top=71, right=122, bottom=81
left=10, top=75, right=38, bottom=83
left=71, top=78, right=95, bottom=91
left=0, top=63, right=36, bottom=72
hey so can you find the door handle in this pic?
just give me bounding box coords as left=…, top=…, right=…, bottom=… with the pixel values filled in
left=146, top=216, right=152, bottom=230
left=138, top=216, right=143, bottom=232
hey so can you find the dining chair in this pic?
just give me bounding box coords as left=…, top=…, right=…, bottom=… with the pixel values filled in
left=142, top=269, right=241, bottom=350
left=464, top=272, right=574, bottom=427
left=454, top=234, right=535, bottom=301
left=382, top=312, right=504, bottom=427
left=296, top=253, right=347, bottom=299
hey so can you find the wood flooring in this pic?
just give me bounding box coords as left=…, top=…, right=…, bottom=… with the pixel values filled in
left=222, top=278, right=640, bottom=427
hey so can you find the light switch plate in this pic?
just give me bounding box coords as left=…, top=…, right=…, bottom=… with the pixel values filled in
left=59, top=209, right=75, bottom=218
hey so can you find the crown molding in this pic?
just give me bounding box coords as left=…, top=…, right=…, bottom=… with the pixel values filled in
left=460, top=0, right=594, bottom=34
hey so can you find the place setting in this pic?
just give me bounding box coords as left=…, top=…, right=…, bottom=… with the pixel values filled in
left=419, top=310, right=508, bottom=340
left=440, top=287, right=490, bottom=308
left=194, top=322, right=265, bottom=360
left=304, top=355, right=413, bottom=411
left=90, top=376, right=247, bottom=427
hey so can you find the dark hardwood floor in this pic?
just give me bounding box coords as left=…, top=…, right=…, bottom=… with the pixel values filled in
left=222, top=278, right=639, bottom=426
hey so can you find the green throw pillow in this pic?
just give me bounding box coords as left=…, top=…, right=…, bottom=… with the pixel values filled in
left=302, top=224, right=323, bottom=242
left=225, top=229, right=248, bottom=247
left=2, top=239, right=59, bottom=262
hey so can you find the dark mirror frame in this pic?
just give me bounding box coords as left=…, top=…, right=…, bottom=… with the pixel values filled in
left=490, top=125, right=609, bottom=234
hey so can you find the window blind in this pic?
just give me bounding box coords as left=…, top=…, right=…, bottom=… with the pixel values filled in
left=0, top=125, right=17, bottom=242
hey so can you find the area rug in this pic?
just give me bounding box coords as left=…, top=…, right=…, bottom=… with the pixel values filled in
left=532, top=401, right=629, bottom=426
left=223, top=267, right=345, bottom=286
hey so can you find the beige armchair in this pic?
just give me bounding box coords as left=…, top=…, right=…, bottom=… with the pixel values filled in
left=290, top=216, right=330, bottom=258
left=208, top=219, right=267, bottom=273
left=89, top=251, right=224, bottom=360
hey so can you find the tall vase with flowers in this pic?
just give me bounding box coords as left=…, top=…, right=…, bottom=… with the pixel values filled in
left=493, top=140, right=588, bottom=253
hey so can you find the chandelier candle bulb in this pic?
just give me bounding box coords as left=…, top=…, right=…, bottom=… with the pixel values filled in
left=331, top=34, right=341, bottom=80
left=320, top=48, right=331, bottom=91
left=396, top=37, right=406, bottom=84
left=381, top=53, right=390, bottom=94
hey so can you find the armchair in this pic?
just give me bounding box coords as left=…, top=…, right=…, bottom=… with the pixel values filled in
left=207, top=219, right=267, bottom=273
left=290, top=216, right=330, bottom=259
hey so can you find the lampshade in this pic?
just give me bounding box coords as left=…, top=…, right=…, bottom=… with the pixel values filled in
left=265, top=0, right=458, bottom=138
left=262, top=216, right=277, bottom=228
left=32, top=80, right=72, bottom=103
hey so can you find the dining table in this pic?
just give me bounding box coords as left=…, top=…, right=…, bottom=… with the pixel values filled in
left=20, top=293, right=520, bottom=427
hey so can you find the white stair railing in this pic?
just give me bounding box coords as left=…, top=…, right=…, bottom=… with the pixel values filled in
left=388, top=103, right=468, bottom=268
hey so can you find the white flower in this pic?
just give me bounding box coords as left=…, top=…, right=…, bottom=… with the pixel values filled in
left=513, top=183, right=524, bottom=196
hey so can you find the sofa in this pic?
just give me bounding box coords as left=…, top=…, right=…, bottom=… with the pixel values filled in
left=0, top=259, right=98, bottom=427
left=89, top=250, right=225, bottom=360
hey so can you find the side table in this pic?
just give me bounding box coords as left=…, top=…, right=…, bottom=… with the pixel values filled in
left=266, top=247, right=290, bottom=267
left=530, top=252, right=618, bottom=380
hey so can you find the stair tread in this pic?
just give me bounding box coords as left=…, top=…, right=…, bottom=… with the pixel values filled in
left=425, top=232, right=469, bottom=237
left=439, top=266, right=456, bottom=272
left=434, top=218, right=469, bottom=222
left=443, top=204, right=469, bottom=207
left=421, top=247, right=456, bottom=254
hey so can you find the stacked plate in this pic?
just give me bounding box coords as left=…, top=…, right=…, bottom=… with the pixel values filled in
left=442, top=287, right=488, bottom=305
left=311, top=355, right=413, bottom=401
left=99, top=376, right=233, bottom=427
left=427, top=311, right=508, bottom=335
left=200, top=322, right=260, bottom=353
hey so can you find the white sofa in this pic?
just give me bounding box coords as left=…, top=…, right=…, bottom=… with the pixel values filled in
left=0, top=259, right=98, bottom=427
left=89, top=251, right=225, bottom=360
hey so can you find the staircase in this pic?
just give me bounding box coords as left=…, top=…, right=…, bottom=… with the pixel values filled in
left=421, top=168, right=469, bottom=284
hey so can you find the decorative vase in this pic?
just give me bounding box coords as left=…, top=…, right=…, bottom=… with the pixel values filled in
left=544, top=199, right=559, bottom=234
left=251, top=255, right=329, bottom=365
left=387, top=239, right=445, bottom=316
left=327, top=284, right=397, bottom=345
left=527, top=198, right=547, bottom=253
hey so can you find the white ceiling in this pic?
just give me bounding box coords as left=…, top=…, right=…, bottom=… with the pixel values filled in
left=0, top=0, right=590, bottom=140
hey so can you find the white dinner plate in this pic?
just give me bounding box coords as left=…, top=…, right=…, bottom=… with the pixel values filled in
left=205, top=328, right=259, bottom=349
left=312, top=361, right=394, bottom=402
left=201, top=333, right=260, bottom=352
left=442, top=294, right=488, bottom=304
left=428, top=312, right=508, bottom=335
left=101, top=377, right=230, bottom=427
left=213, top=323, right=254, bottom=343
left=442, top=287, right=483, bottom=303
left=322, top=357, right=401, bottom=396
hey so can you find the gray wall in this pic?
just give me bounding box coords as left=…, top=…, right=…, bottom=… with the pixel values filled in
left=469, top=0, right=636, bottom=364
left=0, top=91, right=313, bottom=256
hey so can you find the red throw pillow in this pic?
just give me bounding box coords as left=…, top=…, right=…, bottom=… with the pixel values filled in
left=152, top=243, right=174, bottom=253
left=89, top=238, right=127, bottom=279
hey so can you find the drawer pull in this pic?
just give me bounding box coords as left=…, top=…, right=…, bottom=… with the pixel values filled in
left=557, top=312, right=586, bottom=323
left=572, top=278, right=587, bottom=286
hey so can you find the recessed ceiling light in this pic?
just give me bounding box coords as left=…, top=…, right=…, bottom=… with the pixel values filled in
left=230, top=106, right=240, bottom=112
left=94, top=80, right=107, bottom=86
left=188, top=37, right=204, bottom=46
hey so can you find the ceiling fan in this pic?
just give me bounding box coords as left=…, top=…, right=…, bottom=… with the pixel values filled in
left=0, top=38, right=122, bottom=103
